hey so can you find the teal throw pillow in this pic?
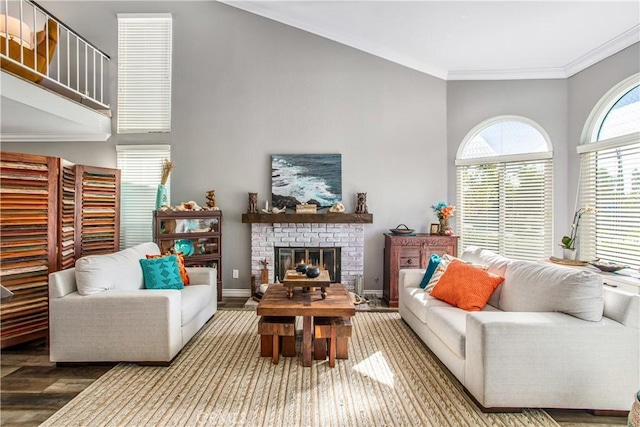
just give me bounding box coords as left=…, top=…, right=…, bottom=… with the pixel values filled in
left=140, top=255, right=184, bottom=290
left=419, top=254, right=441, bottom=289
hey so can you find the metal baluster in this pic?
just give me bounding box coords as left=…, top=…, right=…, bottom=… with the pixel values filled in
left=100, top=54, right=103, bottom=103
left=18, top=0, right=23, bottom=64
left=3, top=0, right=8, bottom=60
left=75, top=35, right=79, bottom=92
left=92, top=48, right=95, bottom=100
left=66, top=26, right=69, bottom=86
left=84, top=40, right=87, bottom=96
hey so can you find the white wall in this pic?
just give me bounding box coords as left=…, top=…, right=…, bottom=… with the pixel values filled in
left=446, top=43, right=639, bottom=256
left=2, top=1, right=448, bottom=293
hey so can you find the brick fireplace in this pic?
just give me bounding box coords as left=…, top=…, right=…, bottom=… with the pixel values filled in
left=250, top=222, right=364, bottom=287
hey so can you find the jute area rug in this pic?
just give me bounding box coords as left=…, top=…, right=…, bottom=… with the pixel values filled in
left=41, top=311, right=559, bottom=427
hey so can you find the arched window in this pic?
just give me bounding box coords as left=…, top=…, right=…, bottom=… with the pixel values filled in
left=578, top=74, right=640, bottom=268
left=456, top=116, right=553, bottom=261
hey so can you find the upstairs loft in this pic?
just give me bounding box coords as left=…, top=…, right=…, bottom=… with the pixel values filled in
left=0, top=0, right=111, bottom=142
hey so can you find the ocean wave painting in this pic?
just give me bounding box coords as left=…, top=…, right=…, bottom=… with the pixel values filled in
left=272, top=154, right=342, bottom=209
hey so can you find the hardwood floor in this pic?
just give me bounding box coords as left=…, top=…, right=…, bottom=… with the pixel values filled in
left=0, top=297, right=628, bottom=427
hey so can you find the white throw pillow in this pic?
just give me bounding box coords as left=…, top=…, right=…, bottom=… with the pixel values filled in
left=500, top=260, right=604, bottom=321
left=75, top=242, right=161, bottom=295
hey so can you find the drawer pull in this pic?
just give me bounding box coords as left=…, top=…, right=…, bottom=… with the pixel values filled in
left=406, top=259, right=413, bottom=265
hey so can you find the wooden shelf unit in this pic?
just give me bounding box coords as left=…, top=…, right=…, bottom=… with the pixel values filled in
left=154, top=210, right=223, bottom=301
left=0, top=152, right=57, bottom=348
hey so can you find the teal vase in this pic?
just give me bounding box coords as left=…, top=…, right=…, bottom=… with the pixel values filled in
left=155, top=184, right=168, bottom=209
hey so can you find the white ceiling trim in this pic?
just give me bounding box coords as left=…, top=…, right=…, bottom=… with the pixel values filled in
left=223, top=1, right=639, bottom=82
left=563, top=24, right=640, bottom=78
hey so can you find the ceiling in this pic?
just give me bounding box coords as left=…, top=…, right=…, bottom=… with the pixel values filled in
left=223, top=1, right=640, bottom=80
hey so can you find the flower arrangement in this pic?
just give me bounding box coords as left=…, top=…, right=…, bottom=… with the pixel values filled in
left=431, top=202, right=456, bottom=220
left=560, top=206, right=595, bottom=250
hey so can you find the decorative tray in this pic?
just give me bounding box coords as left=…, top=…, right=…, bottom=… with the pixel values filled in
left=389, top=224, right=415, bottom=235
left=548, top=256, right=589, bottom=266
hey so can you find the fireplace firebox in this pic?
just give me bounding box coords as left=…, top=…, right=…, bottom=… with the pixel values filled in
left=274, top=247, right=341, bottom=283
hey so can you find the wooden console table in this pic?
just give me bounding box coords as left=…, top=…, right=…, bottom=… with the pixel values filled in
left=383, top=234, right=459, bottom=307
left=257, top=284, right=355, bottom=367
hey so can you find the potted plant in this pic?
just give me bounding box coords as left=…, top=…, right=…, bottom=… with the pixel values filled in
left=560, top=206, right=594, bottom=260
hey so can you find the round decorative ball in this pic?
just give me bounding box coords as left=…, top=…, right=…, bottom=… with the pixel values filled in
left=306, top=266, right=320, bottom=278
left=295, top=263, right=308, bottom=274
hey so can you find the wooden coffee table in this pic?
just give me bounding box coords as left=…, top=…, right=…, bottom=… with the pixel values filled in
left=257, top=284, right=355, bottom=367
left=282, top=270, right=331, bottom=299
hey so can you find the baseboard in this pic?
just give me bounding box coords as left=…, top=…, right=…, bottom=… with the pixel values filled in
left=363, top=290, right=383, bottom=297
left=223, top=288, right=252, bottom=297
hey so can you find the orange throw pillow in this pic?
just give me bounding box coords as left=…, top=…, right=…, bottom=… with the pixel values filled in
left=146, top=252, right=190, bottom=285
left=430, top=259, right=503, bottom=311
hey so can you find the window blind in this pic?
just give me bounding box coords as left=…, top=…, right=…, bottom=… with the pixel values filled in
left=116, top=145, right=170, bottom=249
left=117, top=14, right=172, bottom=133
left=579, top=142, right=640, bottom=268
left=457, top=159, right=553, bottom=261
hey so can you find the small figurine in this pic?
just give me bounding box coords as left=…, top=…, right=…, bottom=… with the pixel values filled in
left=248, top=192, right=258, bottom=214
left=261, top=201, right=271, bottom=214
left=329, top=202, right=345, bottom=213
left=355, top=193, right=368, bottom=214
left=272, top=206, right=286, bottom=214
left=206, top=190, right=216, bottom=208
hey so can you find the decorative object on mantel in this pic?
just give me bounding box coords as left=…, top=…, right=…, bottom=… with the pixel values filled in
left=272, top=154, right=342, bottom=209
left=247, top=192, right=258, bottom=214
left=329, top=202, right=345, bottom=213
left=272, top=206, right=286, bottom=214
left=205, top=190, right=220, bottom=211
left=431, top=202, right=455, bottom=235
left=261, top=201, right=271, bottom=214
left=355, top=192, right=368, bottom=214
left=260, top=259, right=269, bottom=285
left=296, top=203, right=317, bottom=214
left=559, top=205, right=595, bottom=260
left=389, top=224, right=415, bottom=235
left=155, top=159, right=174, bottom=209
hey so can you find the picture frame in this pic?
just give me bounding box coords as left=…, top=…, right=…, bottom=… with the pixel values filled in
left=430, top=223, right=440, bottom=235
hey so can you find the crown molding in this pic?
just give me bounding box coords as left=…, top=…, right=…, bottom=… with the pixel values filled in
left=564, top=24, right=640, bottom=78
left=222, top=1, right=638, bottom=82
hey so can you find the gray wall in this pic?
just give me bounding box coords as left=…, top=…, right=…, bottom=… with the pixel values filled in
left=446, top=42, right=639, bottom=256
left=2, top=1, right=448, bottom=293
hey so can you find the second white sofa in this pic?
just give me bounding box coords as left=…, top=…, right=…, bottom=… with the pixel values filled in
left=399, top=247, right=639, bottom=411
left=49, top=242, right=217, bottom=364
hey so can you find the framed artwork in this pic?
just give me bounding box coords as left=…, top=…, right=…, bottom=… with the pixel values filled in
left=430, top=223, right=440, bottom=235
left=271, top=154, right=342, bottom=209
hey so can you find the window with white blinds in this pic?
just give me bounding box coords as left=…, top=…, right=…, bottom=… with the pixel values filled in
left=456, top=117, right=553, bottom=261
left=578, top=74, right=640, bottom=269
left=117, top=14, right=172, bottom=133
left=116, top=145, right=171, bottom=249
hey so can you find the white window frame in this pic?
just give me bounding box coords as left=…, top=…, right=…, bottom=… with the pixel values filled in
left=456, top=115, right=554, bottom=261
left=578, top=73, right=640, bottom=268
left=116, top=144, right=171, bottom=249
left=117, top=13, right=172, bottom=133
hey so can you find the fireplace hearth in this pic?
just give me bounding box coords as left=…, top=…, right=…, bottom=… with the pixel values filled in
left=249, top=223, right=364, bottom=287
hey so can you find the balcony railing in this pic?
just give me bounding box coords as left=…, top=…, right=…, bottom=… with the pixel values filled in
left=0, top=0, right=110, bottom=109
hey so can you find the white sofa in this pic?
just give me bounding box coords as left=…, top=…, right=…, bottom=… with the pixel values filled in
left=49, top=242, right=217, bottom=364
left=399, top=247, right=640, bottom=411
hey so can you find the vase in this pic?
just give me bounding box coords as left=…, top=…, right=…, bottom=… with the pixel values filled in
left=438, top=218, right=449, bottom=235
left=155, top=184, right=168, bottom=210
left=562, top=247, right=577, bottom=261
